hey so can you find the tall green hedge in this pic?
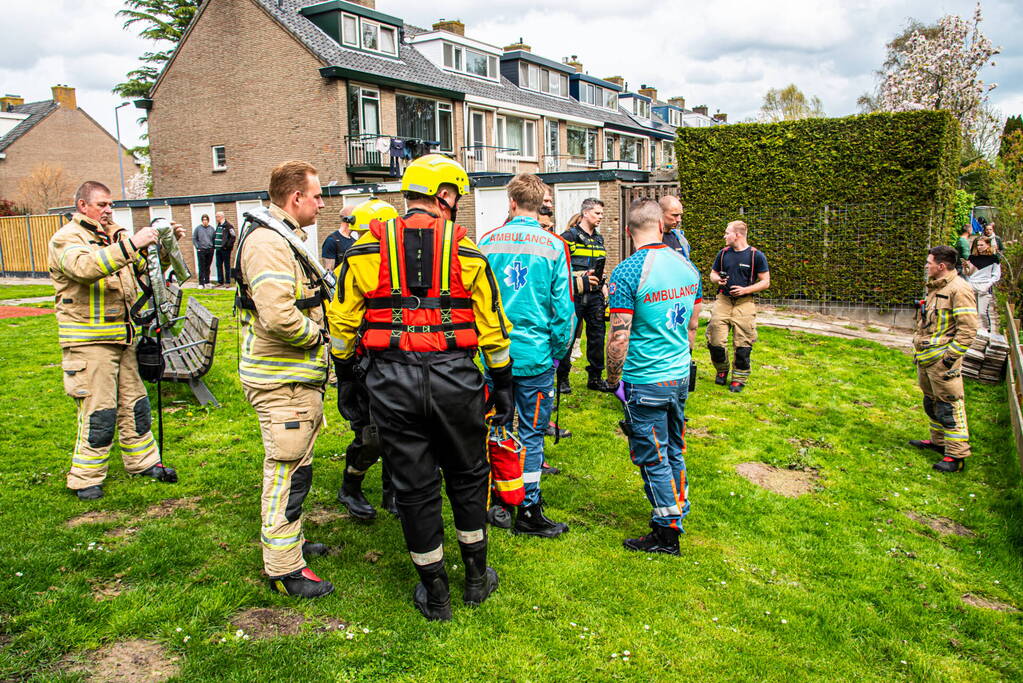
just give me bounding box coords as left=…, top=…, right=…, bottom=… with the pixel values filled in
left=675, top=111, right=960, bottom=307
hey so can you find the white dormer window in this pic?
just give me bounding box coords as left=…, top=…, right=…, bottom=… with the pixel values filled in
left=669, top=109, right=682, bottom=127
left=519, top=63, right=570, bottom=98
left=442, top=42, right=498, bottom=79
left=338, top=12, right=397, bottom=56
left=637, top=100, right=651, bottom=119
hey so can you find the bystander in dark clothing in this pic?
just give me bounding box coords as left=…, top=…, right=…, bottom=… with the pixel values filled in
left=321, top=229, right=357, bottom=266
left=192, top=216, right=215, bottom=287
left=213, top=217, right=236, bottom=286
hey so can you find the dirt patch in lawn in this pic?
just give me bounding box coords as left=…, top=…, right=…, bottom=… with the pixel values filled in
left=63, top=639, right=180, bottom=682
left=904, top=511, right=974, bottom=537
left=230, top=608, right=302, bottom=639
left=105, top=526, right=139, bottom=538
left=962, top=593, right=1018, bottom=611
left=686, top=426, right=717, bottom=439
left=67, top=511, right=122, bottom=527
left=144, top=497, right=201, bottom=519
left=305, top=505, right=348, bottom=525
left=88, top=577, right=126, bottom=601
left=0, top=305, right=52, bottom=319
left=736, top=462, right=819, bottom=498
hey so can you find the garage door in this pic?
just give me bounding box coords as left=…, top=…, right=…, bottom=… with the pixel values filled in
left=554, top=182, right=599, bottom=233
left=473, top=187, right=510, bottom=241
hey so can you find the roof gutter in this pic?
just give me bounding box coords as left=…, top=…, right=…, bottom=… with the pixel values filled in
left=319, top=66, right=464, bottom=101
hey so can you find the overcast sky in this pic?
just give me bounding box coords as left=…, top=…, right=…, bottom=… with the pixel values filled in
left=1, top=0, right=1020, bottom=150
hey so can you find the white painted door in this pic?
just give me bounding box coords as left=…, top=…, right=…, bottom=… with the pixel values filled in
left=473, top=187, right=510, bottom=241
left=554, top=182, right=599, bottom=232
left=235, top=199, right=263, bottom=228
left=148, top=205, right=172, bottom=225
left=112, top=207, right=134, bottom=234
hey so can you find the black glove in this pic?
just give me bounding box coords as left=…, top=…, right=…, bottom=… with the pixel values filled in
left=486, top=362, right=515, bottom=426
left=942, top=355, right=956, bottom=370
left=688, top=362, right=697, bottom=393
left=334, top=356, right=369, bottom=424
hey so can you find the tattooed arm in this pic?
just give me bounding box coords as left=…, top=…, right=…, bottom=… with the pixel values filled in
left=605, top=311, right=633, bottom=386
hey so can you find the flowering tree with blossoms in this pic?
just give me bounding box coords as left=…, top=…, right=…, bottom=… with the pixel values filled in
left=876, top=4, right=999, bottom=141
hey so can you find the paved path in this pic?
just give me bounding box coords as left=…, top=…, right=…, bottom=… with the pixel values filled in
left=700, top=306, right=913, bottom=351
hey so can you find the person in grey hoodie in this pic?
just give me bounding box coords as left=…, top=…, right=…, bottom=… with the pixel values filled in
left=192, top=214, right=215, bottom=287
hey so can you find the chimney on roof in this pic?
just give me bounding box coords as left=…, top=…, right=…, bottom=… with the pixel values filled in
left=563, top=55, right=583, bottom=73
left=433, top=19, right=465, bottom=36
left=604, top=76, right=625, bottom=88
left=347, top=0, right=376, bottom=7
left=0, top=94, right=25, bottom=111
left=51, top=85, right=76, bottom=110
left=668, top=96, right=686, bottom=109
left=504, top=38, right=531, bottom=52
left=638, top=84, right=657, bottom=101
left=713, top=112, right=728, bottom=123
left=692, top=105, right=709, bottom=116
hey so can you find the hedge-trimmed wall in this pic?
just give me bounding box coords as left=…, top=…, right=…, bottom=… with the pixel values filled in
left=675, top=111, right=960, bottom=307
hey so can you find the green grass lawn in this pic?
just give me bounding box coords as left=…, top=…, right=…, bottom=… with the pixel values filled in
left=1, top=290, right=1021, bottom=682
left=0, top=283, right=55, bottom=301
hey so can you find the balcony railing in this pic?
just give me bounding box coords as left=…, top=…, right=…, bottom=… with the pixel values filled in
left=541, top=154, right=599, bottom=173
left=460, top=146, right=522, bottom=174
left=601, top=159, right=641, bottom=171
left=344, top=134, right=439, bottom=175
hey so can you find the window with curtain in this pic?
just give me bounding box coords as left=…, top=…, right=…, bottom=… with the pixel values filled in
left=397, top=94, right=453, bottom=152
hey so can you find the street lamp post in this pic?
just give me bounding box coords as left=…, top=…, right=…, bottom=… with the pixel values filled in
left=114, top=102, right=130, bottom=199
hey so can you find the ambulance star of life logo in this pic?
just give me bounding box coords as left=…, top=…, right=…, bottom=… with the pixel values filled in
left=665, top=302, right=688, bottom=331
left=504, top=260, right=528, bottom=291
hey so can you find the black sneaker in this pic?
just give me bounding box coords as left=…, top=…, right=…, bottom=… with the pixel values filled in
left=302, top=541, right=328, bottom=558
left=623, top=525, right=680, bottom=556
left=933, top=456, right=965, bottom=473
left=513, top=503, right=569, bottom=538
left=557, top=378, right=572, bottom=395
left=337, top=473, right=376, bottom=520
left=75, top=485, right=103, bottom=501
left=909, top=439, right=945, bottom=455
left=269, top=567, right=334, bottom=598
left=136, top=463, right=178, bottom=483
left=487, top=504, right=513, bottom=529
left=728, top=381, right=745, bottom=393
left=545, top=423, right=572, bottom=439
left=587, top=378, right=615, bottom=392
left=715, top=372, right=728, bottom=386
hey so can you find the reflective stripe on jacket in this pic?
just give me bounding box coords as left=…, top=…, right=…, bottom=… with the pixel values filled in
left=912, top=272, right=979, bottom=365
left=559, top=224, right=606, bottom=295
left=237, top=204, right=327, bottom=388
left=48, top=213, right=144, bottom=347
left=478, top=216, right=576, bottom=376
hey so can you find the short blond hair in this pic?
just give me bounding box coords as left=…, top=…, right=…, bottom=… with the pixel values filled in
left=269, top=160, right=318, bottom=206
left=627, top=198, right=662, bottom=232
left=507, top=173, right=546, bottom=212
left=727, top=220, right=748, bottom=236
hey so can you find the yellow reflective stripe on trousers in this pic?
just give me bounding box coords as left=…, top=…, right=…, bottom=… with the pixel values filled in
left=261, top=531, right=302, bottom=549
left=58, top=322, right=128, bottom=342
left=122, top=436, right=157, bottom=455
left=265, top=461, right=288, bottom=527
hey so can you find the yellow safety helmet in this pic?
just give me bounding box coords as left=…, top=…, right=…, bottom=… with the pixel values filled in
left=351, top=198, right=398, bottom=231
left=401, top=154, right=470, bottom=197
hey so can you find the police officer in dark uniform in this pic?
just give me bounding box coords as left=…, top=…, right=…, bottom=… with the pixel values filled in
left=558, top=197, right=612, bottom=393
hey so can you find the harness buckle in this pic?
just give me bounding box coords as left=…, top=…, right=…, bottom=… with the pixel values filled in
left=407, top=295, right=421, bottom=311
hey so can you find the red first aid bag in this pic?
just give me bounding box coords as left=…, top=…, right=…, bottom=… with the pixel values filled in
left=488, top=426, right=525, bottom=506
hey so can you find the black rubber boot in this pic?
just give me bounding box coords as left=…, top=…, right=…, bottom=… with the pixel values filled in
left=487, top=504, right=513, bottom=529
left=728, top=381, right=745, bottom=393
left=75, top=485, right=103, bottom=501
left=909, top=439, right=945, bottom=455
left=587, top=377, right=613, bottom=392
left=933, top=456, right=965, bottom=473
left=623, top=524, right=680, bottom=556
left=714, top=371, right=728, bottom=386
left=545, top=422, right=572, bottom=439
left=302, top=541, right=328, bottom=558
left=269, top=567, right=334, bottom=598
left=381, top=490, right=399, bottom=517
left=337, top=471, right=376, bottom=520
left=557, top=377, right=572, bottom=395
left=137, top=463, right=177, bottom=483
left=460, top=542, right=499, bottom=607
left=541, top=461, right=561, bottom=475
left=412, top=562, right=452, bottom=621
left=513, top=503, right=569, bottom=538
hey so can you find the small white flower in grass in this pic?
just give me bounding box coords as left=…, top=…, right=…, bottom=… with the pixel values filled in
left=243, top=634, right=250, bottom=641
left=570, top=622, right=576, bottom=627
left=781, top=619, right=788, bottom=624
left=235, top=629, right=244, bottom=638
left=14, top=572, right=22, bottom=577
left=730, top=492, right=735, bottom=496
left=579, top=634, right=585, bottom=639
left=219, top=638, right=226, bottom=643
left=183, top=636, right=190, bottom=643
left=994, top=580, right=1000, bottom=584
left=533, top=606, right=539, bottom=611
left=583, top=627, right=589, bottom=631
left=644, top=624, right=650, bottom=630
left=712, top=617, right=718, bottom=622
left=623, top=657, right=630, bottom=662
left=901, top=660, right=907, bottom=665
left=611, top=652, right=619, bottom=658
left=720, top=581, right=726, bottom=585
left=346, top=632, right=355, bottom=640
left=969, top=494, right=975, bottom=498
left=362, top=628, right=370, bottom=634
left=623, top=651, right=631, bottom=656
left=176, top=627, right=183, bottom=633
left=765, top=611, right=770, bottom=615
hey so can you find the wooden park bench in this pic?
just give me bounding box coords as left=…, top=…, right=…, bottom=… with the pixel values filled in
left=159, top=295, right=220, bottom=406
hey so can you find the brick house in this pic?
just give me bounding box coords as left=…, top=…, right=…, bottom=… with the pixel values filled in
left=125, top=0, right=727, bottom=278
left=0, top=87, right=139, bottom=210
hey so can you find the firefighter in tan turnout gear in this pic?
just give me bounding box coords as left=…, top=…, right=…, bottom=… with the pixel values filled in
left=909, top=245, right=979, bottom=473
left=49, top=181, right=183, bottom=501
left=235, top=161, right=333, bottom=598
